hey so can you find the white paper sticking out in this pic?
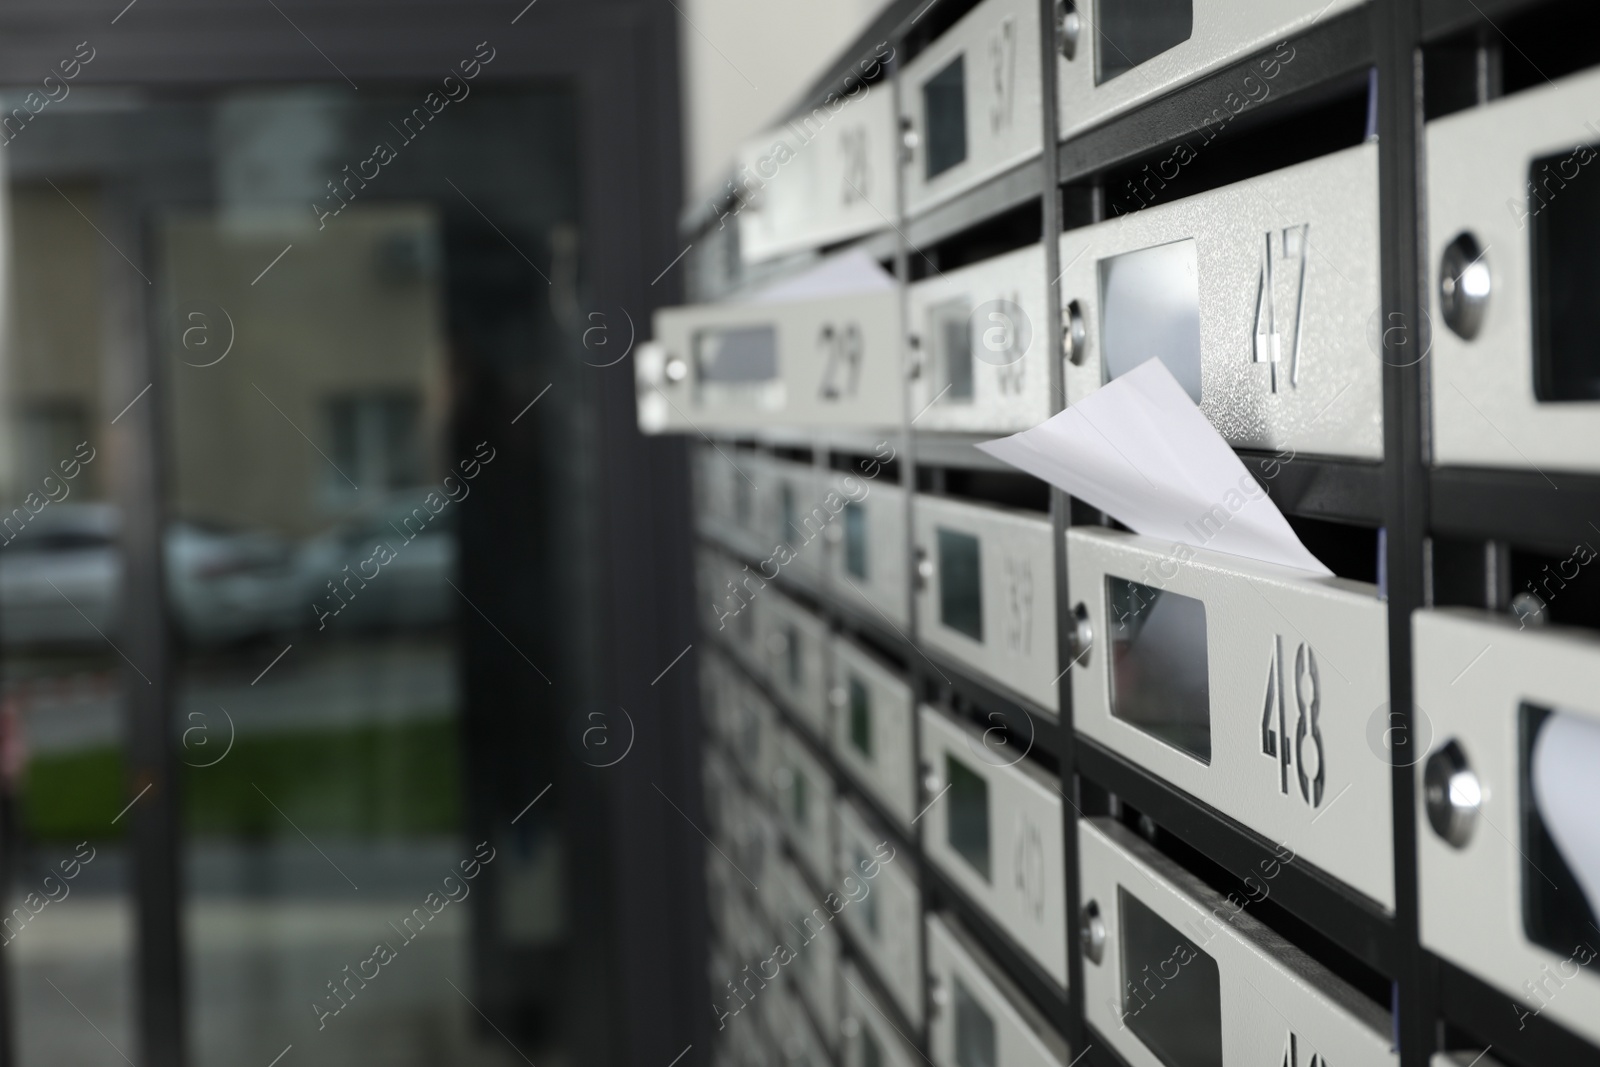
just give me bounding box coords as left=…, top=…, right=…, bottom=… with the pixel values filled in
left=976, top=358, right=1331, bottom=575
left=741, top=248, right=896, bottom=305
left=1533, top=710, right=1600, bottom=921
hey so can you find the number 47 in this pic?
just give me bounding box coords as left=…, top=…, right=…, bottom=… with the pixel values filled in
left=1261, top=635, right=1325, bottom=807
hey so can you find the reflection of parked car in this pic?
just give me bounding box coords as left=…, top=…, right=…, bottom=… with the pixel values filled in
left=294, top=502, right=456, bottom=631
left=0, top=503, right=301, bottom=647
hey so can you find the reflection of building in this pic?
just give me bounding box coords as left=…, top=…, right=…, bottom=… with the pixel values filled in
left=2, top=182, right=104, bottom=505
left=163, top=203, right=448, bottom=537
left=3, top=189, right=448, bottom=538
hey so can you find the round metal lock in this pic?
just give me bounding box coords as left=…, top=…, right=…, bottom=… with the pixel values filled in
left=1062, top=300, right=1087, bottom=365
left=1065, top=602, right=1094, bottom=666
left=922, top=766, right=942, bottom=795
left=1080, top=899, right=1106, bottom=965
left=1510, top=591, right=1548, bottom=628
left=1057, top=1, right=1081, bottom=60
left=1137, top=814, right=1158, bottom=843
left=928, top=975, right=950, bottom=1009
left=1439, top=232, right=1490, bottom=341
left=663, top=354, right=689, bottom=383
left=1424, top=739, right=1481, bottom=849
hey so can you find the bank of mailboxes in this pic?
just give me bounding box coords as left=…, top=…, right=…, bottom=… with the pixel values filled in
left=927, top=912, right=1070, bottom=1067
left=1067, top=527, right=1396, bottom=910
left=774, top=853, right=842, bottom=1039
left=776, top=726, right=836, bottom=883
left=1080, top=818, right=1398, bottom=1066
left=739, top=87, right=899, bottom=265
left=826, top=472, right=908, bottom=628
left=837, top=798, right=924, bottom=1025
left=1415, top=610, right=1600, bottom=1047
left=841, top=962, right=922, bottom=1067
left=914, top=494, right=1060, bottom=711
left=900, top=0, right=1043, bottom=215
left=1054, top=0, right=1363, bottom=141
left=829, top=636, right=917, bottom=829
left=920, top=706, right=1069, bottom=987
left=907, top=243, right=1054, bottom=434
left=1059, top=142, right=1383, bottom=458
left=638, top=286, right=902, bottom=433
left=762, top=588, right=830, bottom=737
left=1428, top=66, right=1600, bottom=474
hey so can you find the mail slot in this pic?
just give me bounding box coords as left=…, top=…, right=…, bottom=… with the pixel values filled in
left=900, top=0, right=1043, bottom=216
left=773, top=853, right=842, bottom=1037
left=908, top=243, right=1054, bottom=433
left=1080, top=817, right=1397, bottom=1067
left=920, top=706, right=1068, bottom=986
left=638, top=289, right=902, bottom=432
left=1059, top=142, right=1382, bottom=459
left=914, top=494, right=1059, bottom=711
left=762, top=589, right=830, bottom=738
left=766, top=457, right=827, bottom=582
left=830, top=636, right=917, bottom=829
left=841, top=960, right=922, bottom=1067
left=1415, top=609, right=1600, bottom=1047
left=775, top=725, right=836, bottom=884
left=824, top=468, right=908, bottom=629
left=1067, top=527, right=1394, bottom=910
left=738, top=85, right=898, bottom=264
left=1428, top=67, right=1600, bottom=474
left=1054, top=0, right=1362, bottom=141
left=927, top=912, right=1070, bottom=1067
left=837, top=797, right=923, bottom=1025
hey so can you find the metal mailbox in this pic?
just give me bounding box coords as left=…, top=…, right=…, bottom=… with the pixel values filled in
left=830, top=636, right=917, bottom=829
left=927, top=913, right=1070, bottom=1067
left=824, top=468, right=909, bottom=629
left=761, top=588, right=831, bottom=738
left=837, top=797, right=923, bottom=1025
left=773, top=853, right=842, bottom=1038
left=841, top=961, right=923, bottom=1067
left=775, top=724, right=836, bottom=885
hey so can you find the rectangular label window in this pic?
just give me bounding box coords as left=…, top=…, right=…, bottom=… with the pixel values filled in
left=937, top=528, right=983, bottom=641
left=1099, top=239, right=1202, bottom=403
left=923, top=56, right=968, bottom=180
left=849, top=676, right=872, bottom=759
left=930, top=299, right=974, bottom=402
left=1119, top=886, right=1222, bottom=1067
left=1531, top=146, right=1600, bottom=400
left=693, top=324, right=778, bottom=383
left=946, top=754, right=991, bottom=881
left=1521, top=704, right=1600, bottom=954
left=844, top=501, right=869, bottom=579
left=1094, top=0, right=1194, bottom=84
left=1107, top=576, right=1211, bottom=763
left=953, top=977, right=997, bottom=1067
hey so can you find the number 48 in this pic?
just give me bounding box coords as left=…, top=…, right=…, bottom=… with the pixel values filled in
left=1261, top=635, right=1325, bottom=807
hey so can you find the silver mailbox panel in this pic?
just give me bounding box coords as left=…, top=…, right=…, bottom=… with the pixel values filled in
left=775, top=725, right=836, bottom=884
left=837, top=798, right=922, bottom=1025
left=765, top=457, right=828, bottom=583
left=1055, top=0, right=1363, bottom=141
left=914, top=494, right=1059, bottom=711
left=826, top=470, right=909, bottom=629
left=762, top=589, right=830, bottom=738
left=908, top=243, right=1054, bottom=433
left=841, top=961, right=922, bottom=1067
left=1415, top=609, right=1600, bottom=1047
left=900, top=0, right=1044, bottom=216
left=773, top=853, right=842, bottom=1037
left=702, top=547, right=764, bottom=669
left=738, top=86, right=899, bottom=264
left=1068, top=527, right=1394, bottom=910
left=830, top=636, right=917, bottom=829
left=1428, top=67, right=1600, bottom=473
left=927, top=913, right=1069, bottom=1067
left=920, top=706, right=1068, bottom=986
left=1059, top=143, right=1382, bottom=458
left=1081, top=818, right=1396, bottom=1067
left=639, top=290, right=902, bottom=432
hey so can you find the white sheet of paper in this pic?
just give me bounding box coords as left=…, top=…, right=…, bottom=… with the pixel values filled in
left=741, top=248, right=896, bottom=305
left=975, top=358, right=1332, bottom=575
left=1534, top=710, right=1600, bottom=922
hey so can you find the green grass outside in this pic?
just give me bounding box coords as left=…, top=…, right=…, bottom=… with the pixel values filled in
left=21, top=717, right=462, bottom=842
